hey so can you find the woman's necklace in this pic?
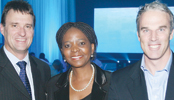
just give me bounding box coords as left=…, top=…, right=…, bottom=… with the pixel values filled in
left=69, top=64, right=95, bottom=92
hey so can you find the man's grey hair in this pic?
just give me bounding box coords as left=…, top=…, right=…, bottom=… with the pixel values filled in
left=136, top=0, right=174, bottom=34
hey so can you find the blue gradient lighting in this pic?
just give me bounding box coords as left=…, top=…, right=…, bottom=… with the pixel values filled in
left=94, top=7, right=174, bottom=53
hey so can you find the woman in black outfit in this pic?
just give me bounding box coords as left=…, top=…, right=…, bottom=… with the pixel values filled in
left=46, top=22, right=111, bottom=100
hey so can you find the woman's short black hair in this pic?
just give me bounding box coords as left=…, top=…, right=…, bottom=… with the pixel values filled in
left=56, top=22, right=98, bottom=60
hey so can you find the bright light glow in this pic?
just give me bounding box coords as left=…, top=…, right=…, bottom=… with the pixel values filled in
left=94, top=7, right=174, bottom=53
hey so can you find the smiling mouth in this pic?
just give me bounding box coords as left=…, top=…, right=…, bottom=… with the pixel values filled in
left=72, top=56, right=82, bottom=60
left=149, top=45, right=159, bottom=49
left=16, top=38, right=26, bottom=42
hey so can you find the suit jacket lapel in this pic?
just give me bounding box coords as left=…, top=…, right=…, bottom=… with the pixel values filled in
left=0, top=48, right=31, bottom=99
left=165, top=55, right=174, bottom=100
left=29, top=56, right=41, bottom=100
left=127, top=60, right=148, bottom=100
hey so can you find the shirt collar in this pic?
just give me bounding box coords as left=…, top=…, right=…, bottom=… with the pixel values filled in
left=140, top=51, right=172, bottom=72
left=3, top=46, right=29, bottom=66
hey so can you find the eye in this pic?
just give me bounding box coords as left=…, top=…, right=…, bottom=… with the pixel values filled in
left=64, top=44, right=70, bottom=48
left=25, top=25, right=32, bottom=29
left=159, top=28, right=165, bottom=32
left=80, top=42, right=85, bottom=46
left=143, top=29, right=149, bottom=33
left=12, top=24, right=17, bottom=27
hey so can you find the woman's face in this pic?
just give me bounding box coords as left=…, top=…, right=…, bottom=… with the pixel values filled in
left=61, top=27, right=94, bottom=68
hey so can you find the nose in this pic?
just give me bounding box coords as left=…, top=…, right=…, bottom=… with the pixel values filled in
left=150, top=31, right=158, bottom=41
left=19, top=27, right=26, bottom=37
left=71, top=45, right=80, bottom=52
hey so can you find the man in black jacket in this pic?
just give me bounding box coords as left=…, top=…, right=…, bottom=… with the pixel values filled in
left=108, top=1, right=174, bottom=100
left=0, top=1, right=50, bottom=100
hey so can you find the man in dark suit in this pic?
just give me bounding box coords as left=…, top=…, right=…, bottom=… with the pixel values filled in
left=0, top=1, right=51, bottom=100
left=108, top=1, right=174, bottom=100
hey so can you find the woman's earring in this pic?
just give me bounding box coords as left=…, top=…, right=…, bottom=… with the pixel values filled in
left=91, top=54, right=93, bottom=57
left=64, top=59, right=66, bottom=62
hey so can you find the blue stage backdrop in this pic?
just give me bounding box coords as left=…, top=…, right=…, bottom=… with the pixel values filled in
left=29, top=0, right=75, bottom=63
left=94, top=7, right=174, bottom=53
left=1, top=0, right=76, bottom=63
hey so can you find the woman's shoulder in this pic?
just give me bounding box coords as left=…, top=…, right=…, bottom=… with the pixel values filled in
left=92, top=62, right=111, bottom=84
left=47, top=73, right=63, bottom=87
left=92, top=62, right=111, bottom=77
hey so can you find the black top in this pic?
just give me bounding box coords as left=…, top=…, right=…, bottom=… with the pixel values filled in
left=81, top=93, right=91, bottom=100
left=46, top=62, right=111, bottom=100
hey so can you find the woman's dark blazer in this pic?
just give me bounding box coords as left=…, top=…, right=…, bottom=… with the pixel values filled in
left=46, top=62, right=111, bottom=100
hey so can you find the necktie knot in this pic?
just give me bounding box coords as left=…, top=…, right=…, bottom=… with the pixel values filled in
left=17, top=61, right=27, bottom=70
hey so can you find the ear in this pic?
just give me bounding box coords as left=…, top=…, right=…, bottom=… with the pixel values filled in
left=170, top=29, right=174, bottom=40
left=137, top=31, right=140, bottom=41
left=91, top=43, right=95, bottom=54
left=0, top=24, right=5, bottom=36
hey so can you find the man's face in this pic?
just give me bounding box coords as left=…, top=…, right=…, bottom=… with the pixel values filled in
left=0, top=9, right=34, bottom=56
left=138, top=10, right=173, bottom=60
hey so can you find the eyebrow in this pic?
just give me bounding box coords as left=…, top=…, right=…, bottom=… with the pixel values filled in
left=26, top=24, right=33, bottom=27
left=140, top=27, right=148, bottom=30
left=159, top=26, right=167, bottom=29
left=10, top=22, right=33, bottom=26
left=140, top=25, right=168, bottom=30
left=78, top=39, right=87, bottom=41
left=63, top=38, right=87, bottom=44
left=11, top=22, right=18, bottom=24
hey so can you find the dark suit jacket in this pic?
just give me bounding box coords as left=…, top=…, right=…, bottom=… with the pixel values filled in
left=108, top=54, right=174, bottom=100
left=46, top=62, right=111, bottom=100
left=0, top=47, right=51, bottom=100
